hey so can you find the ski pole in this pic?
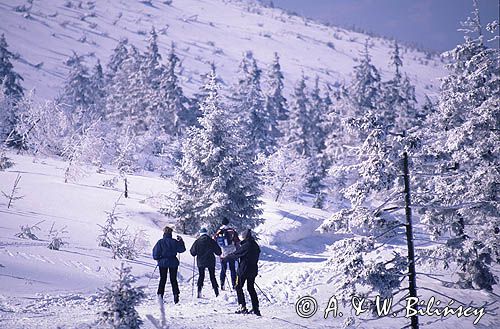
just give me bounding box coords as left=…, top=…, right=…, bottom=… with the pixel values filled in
left=254, top=281, right=271, bottom=303
left=226, top=276, right=232, bottom=292
left=191, top=257, right=195, bottom=298
left=147, top=265, right=158, bottom=287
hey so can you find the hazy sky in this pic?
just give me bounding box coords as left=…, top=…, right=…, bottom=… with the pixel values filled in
left=270, top=0, right=499, bottom=52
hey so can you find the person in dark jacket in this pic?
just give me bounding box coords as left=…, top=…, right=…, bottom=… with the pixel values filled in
left=190, top=227, right=222, bottom=298
left=224, top=228, right=261, bottom=316
left=152, top=226, right=186, bottom=304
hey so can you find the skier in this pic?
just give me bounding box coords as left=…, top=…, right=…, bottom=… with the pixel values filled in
left=190, top=227, right=222, bottom=298
left=223, top=228, right=261, bottom=316
left=213, top=217, right=240, bottom=290
left=152, top=226, right=186, bottom=304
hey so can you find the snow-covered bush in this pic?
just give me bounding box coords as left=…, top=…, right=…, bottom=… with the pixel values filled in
left=328, top=237, right=406, bottom=301
left=47, top=224, right=68, bottom=251
left=108, top=228, right=147, bottom=260
left=97, top=263, right=145, bottom=329
left=15, top=220, right=43, bottom=240
left=14, top=94, right=70, bottom=155
left=259, top=144, right=308, bottom=202
left=98, top=195, right=147, bottom=260
left=62, top=119, right=104, bottom=183
left=0, top=146, right=14, bottom=170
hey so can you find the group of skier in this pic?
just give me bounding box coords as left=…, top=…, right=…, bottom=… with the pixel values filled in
left=152, top=217, right=261, bottom=316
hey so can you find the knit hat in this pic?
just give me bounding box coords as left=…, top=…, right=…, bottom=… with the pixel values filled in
left=199, top=227, right=208, bottom=235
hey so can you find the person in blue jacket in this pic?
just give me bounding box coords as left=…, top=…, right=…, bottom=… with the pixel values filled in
left=152, top=226, right=186, bottom=304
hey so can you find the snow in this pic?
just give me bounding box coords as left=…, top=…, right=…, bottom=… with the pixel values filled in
left=0, top=1, right=498, bottom=328
left=0, top=0, right=444, bottom=101
left=1, top=152, right=498, bottom=328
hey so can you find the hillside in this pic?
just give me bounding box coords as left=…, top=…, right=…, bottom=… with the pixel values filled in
left=0, top=0, right=444, bottom=100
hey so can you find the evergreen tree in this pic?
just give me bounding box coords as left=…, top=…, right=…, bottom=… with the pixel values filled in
left=90, top=60, right=106, bottom=119
left=0, top=34, right=23, bottom=101
left=380, top=41, right=418, bottom=132
left=59, top=52, right=95, bottom=127
left=350, top=40, right=381, bottom=114
left=163, top=68, right=263, bottom=233
left=106, top=38, right=129, bottom=82
left=155, top=43, right=189, bottom=137
left=106, top=45, right=148, bottom=133
left=97, top=263, right=145, bottom=329
left=264, top=52, right=287, bottom=148
left=282, top=76, right=314, bottom=157
left=233, top=51, right=271, bottom=155
left=417, top=2, right=499, bottom=291
left=0, top=34, right=24, bottom=143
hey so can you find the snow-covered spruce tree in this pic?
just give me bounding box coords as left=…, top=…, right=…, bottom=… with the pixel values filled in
left=0, top=34, right=24, bottom=143
left=106, top=38, right=129, bottom=82
left=263, top=52, right=288, bottom=147
left=97, top=263, right=145, bottom=329
left=232, top=51, right=273, bottom=155
left=90, top=60, right=106, bottom=119
left=154, top=43, right=190, bottom=137
left=416, top=3, right=499, bottom=291
left=379, top=41, right=418, bottom=132
left=305, top=77, right=329, bottom=199
left=320, top=126, right=403, bottom=236
left=282, top=75, right=313, bottom=157
left=350, top=40, right=381, bottom=119
left=185, top=62, right=220, bottom=130
left=58, top=52, right=96, bottom=127
left=105, top=45, right=149, bottom=134
left=163, top=68, right=263, bottom=234
left=320, top=43, right=402, bottom=236
left=0, top=34, right=24, bottom=101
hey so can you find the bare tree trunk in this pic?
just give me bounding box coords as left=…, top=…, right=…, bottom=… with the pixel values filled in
left=403, top=151, right=419, bottom=329
left=124, top=176, right=128, bottom=198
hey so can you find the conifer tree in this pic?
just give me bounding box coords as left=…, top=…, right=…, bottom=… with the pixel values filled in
left=97, top=263, right=145, bottom=329
left=417, top=1, right=499, bottom=291
left=233, top=51, right=272, bottom=155
left=0, top=34, right=23, bottom=101
left=106, top=38, right=129, bottom=82
left=164, top=68, right=263, bottom=233
left=264, top=52, right=288, bottom=147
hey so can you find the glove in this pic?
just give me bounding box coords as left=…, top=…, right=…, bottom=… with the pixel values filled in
left=177, top=235, right=183, bottom=241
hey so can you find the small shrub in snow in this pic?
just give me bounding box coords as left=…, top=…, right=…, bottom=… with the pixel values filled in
left=47, top=224, right=69, bottom=251
left=100, top=176, right=119, bottom=188
left=97, top=263, right=145, bottom=329
left=2, top=173, right=24, bottom=208
left=15, top=220, right=44, bottom=240
left=108, top=228, right=147, bottom=260
left=97, top=194, right=122, bottom=249
left=0, top=148, right=14, bottom=170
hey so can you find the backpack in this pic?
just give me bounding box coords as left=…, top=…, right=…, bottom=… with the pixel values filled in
left=216, top=228, right=234, bottom=248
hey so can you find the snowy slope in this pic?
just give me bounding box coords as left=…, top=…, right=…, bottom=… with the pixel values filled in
left=0, top=0, right=444, bottom=101
left=1, top=153, right=498, bottom=329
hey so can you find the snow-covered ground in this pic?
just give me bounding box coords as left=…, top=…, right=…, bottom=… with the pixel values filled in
left=0, top=0, right=444, bottom=101
left=1, top=153, right=498, bottom=328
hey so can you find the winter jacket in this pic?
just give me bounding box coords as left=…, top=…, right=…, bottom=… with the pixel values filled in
left=190, top=234, right=222, bottom=268
left=226, top=236, right=260, bottom=278
left=152, top=233, right=186, bottom=268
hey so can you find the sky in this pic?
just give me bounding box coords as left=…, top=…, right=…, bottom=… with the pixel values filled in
left=269, top=0, right=499, bottom=52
